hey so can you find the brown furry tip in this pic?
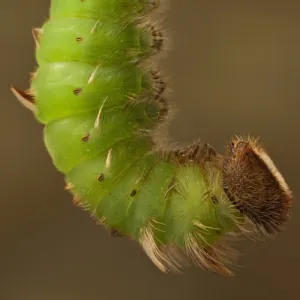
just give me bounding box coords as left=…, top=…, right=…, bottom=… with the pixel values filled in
left=221, top=136, right=293, bottom=236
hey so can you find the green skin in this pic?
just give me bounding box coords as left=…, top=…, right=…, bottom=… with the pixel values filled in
left=28, top=0, right=240, bottom=273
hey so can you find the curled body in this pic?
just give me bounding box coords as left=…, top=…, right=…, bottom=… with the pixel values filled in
left=11, top=0, right=293, bottom=275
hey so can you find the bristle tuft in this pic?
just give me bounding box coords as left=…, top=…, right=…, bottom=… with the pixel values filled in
left=10, top=86, right=36, bottom=112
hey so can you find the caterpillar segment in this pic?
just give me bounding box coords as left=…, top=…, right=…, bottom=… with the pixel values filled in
left=11, top=0, right=292, bottom=275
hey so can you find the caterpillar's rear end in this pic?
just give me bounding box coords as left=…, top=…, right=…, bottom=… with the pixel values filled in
left=11, top=0, right=293, bottom=275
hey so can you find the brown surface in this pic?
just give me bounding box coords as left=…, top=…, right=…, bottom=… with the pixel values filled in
left=1, top=1, right=299, bottom=299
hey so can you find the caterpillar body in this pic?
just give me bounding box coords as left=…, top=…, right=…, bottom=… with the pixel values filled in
left=11, top=0, right=293, bottom=275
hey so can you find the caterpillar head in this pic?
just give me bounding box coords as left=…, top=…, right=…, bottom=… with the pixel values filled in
left=221, top=136, right=293, bottom=236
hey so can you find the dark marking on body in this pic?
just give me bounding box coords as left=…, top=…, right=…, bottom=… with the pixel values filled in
left=73, top=88, right=82, bottom=95
left=130, top=189, right=137, bottom=197
left=211, top=195, right=218, bottom=204
left=81, top=133, right=90, bottom=142
left=98, top=173, right=105, bottom=182
left=151, top=69, right=165, bottom=100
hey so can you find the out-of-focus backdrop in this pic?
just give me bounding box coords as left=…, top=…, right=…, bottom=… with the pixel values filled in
left=1, top=1, right=299, bottom=299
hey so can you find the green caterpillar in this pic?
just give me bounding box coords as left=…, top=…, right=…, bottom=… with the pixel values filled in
left=11, top=0, right=293, bottom=275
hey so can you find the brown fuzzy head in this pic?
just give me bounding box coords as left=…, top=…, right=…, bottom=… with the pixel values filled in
left=222, top=136, right=293, bottom=236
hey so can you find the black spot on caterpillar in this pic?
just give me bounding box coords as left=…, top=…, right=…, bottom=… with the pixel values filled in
left=98, top=173, right=105, bottom=182
left=10, top=0, right=293, bottom=275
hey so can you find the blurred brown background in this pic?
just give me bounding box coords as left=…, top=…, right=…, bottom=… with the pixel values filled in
left=1, top=1, right=299, bottom=299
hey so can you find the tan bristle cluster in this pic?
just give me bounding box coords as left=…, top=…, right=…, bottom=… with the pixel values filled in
left=222, top=136, right=293, bottom=236
left=10, top=86, right=36, bottom=112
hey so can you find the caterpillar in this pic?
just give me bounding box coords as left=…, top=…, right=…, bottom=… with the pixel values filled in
left=11, top=0, right=293, bottom=275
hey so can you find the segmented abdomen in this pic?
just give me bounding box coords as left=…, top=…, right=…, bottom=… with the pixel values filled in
left=28, top=0, right=241, bottom=275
